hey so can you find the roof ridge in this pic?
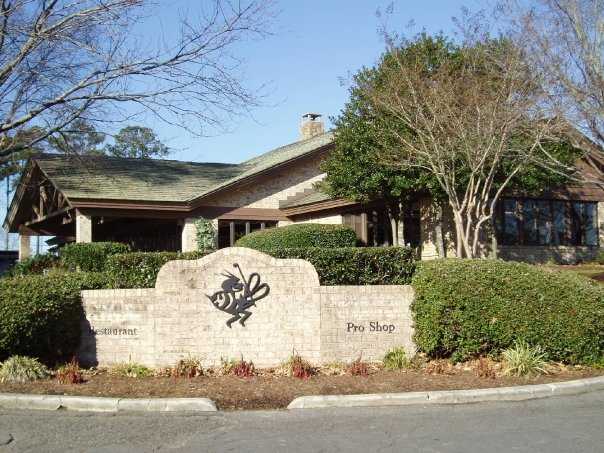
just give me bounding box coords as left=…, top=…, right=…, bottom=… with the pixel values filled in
left=34, top=152, right=238, bottom=167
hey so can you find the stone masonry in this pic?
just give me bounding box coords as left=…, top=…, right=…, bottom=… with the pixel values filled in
left=78, top=248, right=415, bottom=368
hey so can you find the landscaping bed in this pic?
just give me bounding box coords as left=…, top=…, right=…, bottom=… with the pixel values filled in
left=0, top=364, right=600, bottom=411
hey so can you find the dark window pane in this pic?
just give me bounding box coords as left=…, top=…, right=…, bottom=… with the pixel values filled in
left=552, top=201, right=568, bottom=245
left=536, top=200, right=552, bottom=245
left=585, top=203, right=598, bottom=246
left=523, top=200, right=539, bottom=245
left=502, top=199, right=520, bottom=245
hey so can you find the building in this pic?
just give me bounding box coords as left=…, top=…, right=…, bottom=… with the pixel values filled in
left=4, top=114, right=604, bottom=263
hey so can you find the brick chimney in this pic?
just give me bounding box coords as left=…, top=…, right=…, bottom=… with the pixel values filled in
left=300, top=113, right=324, bottom=140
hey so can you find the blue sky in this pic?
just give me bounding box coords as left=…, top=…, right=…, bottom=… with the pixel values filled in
left=1, top=0, right=481, bottom=250
left=142, top=0, right=479, bottom=164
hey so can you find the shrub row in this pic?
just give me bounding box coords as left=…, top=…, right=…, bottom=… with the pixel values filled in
left=60, top=242, right=131, bottom=272
left=412, top=259, right=604, bottom=364
left=0, top=272, right=111, bottom=363
left=105, top=247, right=416, bottom=288
left=6, top=253, right=60, bottom=277
left=105, top=251, right=208, bottom=288
left=235, top=223, right=357, bottom=249
left=262, top=247, right=416, bottom=285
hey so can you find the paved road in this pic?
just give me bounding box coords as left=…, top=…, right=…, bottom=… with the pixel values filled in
left=1, top=391, right=603, bottom=452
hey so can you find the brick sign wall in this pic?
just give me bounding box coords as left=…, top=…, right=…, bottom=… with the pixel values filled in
left=78, top=248, right=415, bottom=368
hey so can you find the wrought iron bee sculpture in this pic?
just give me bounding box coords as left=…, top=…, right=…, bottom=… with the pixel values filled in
left=206, top=263, right=270, bottom=327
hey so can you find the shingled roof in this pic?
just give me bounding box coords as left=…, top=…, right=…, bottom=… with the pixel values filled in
left=34, top=155, right=243, bottom=203
left=26, top=131, right=335, bottom=204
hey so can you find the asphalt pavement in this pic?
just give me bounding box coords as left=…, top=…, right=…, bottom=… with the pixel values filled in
left=1, top=390, right=602, bottom=452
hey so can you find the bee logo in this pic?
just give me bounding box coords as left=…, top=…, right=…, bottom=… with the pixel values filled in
left=206, top=263, right=270, bottom=327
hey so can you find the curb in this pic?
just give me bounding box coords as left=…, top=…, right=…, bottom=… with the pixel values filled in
left=0, top=394, right=217, bottom=413
left=287, top=375, right=604, bottom=409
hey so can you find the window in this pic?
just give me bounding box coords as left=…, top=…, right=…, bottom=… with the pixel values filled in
left=217, top=220, right=277, bottom=248
left=496, top=198, right=598, bottom=247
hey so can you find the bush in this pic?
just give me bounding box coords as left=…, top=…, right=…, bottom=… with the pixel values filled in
left=105, top=251, right=208, bottom=288
left=412, top=259, right=604, bottom=364
left=60, top=242, right=131, bottom=272
left=172, top=357, right=204, bottom=378
left=596, top=249, right=604, bottom=265
left=236, top=223, right=357, bottom=249
left=0, top=272, right=110, bottom=363
left=502, top=341, right=550, bottom=377
left=278, top=353, right=316, bottom=379
left=7, top=253, right=60, bottom=277
left=55, top=358, right=85, bottom=384
left=111, top=362, right=152, bottom=378
left=263, top=247, right=416, bottom=285
left=383, top=347, right=410, bottom=370
left=0, top=356, right=50, bottom=383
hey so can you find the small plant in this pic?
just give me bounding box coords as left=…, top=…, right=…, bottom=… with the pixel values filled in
left=55, top=358, right=85, bottom=384
left=278, top=353, right=316, bottom=379
left=473, top=357, right=497, bottom=379
left=172, top=357, right=204, bottom=378
left=383, top=347, right=410, bottom=370
left=111, top=362, right=152, bottom=378
left=502, top=341, right=550, bottom=377
left=230, top=357, right=255, bottom=378
left=0, top=356, right=50, bottom=383
left=194, top=218, right=217, bottom=252
left=347, top=357, right=369, bottom=377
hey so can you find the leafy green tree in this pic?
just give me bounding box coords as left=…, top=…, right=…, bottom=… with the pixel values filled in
left=324, top=33, right=581, bottom=256
left=105, top=126, right=170, bottom=159
left=47, top=120, right=105, bottom=156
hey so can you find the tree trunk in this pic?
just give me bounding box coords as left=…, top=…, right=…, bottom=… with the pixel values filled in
left=434, top=203, right=445, bottom=258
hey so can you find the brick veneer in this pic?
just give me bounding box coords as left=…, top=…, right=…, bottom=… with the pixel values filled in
left=78, top=248, right=415, bottom=368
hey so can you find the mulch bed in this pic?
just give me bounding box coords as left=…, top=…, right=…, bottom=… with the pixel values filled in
left=0, top=367, right=601, bottom=410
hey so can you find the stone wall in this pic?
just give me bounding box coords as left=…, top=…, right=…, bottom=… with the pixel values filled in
left=78, top=248, right=415, bottom=368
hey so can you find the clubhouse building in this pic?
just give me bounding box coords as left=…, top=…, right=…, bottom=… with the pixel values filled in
left=5, top=114, right=604, bottom=263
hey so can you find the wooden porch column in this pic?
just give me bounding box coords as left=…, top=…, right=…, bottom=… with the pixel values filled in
left=18, top=234, right=31, bottom=262
left=75, top=210, right=92, bottom=243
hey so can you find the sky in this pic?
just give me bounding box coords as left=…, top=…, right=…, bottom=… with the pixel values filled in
left=140, top=0, right=479, bottom=164
left=1, top=0, right=482, bottom=252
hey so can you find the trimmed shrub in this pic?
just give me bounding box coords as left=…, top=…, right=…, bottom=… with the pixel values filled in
left=0, top=272, right=110, bottom=363
left=412, top=259, right=604, bottom=364
left=264, top=247, right=416, bottom=285
left=6, top=253, right=61, bottom=276
left=235, top=223, right=357, bottom=249
left=60, top=242, right=131, bottom=272
left=105, top=251, right=208, bottom=288
left=107, top=247, right=414, bottom=288
left=0, top=356, right=50, bottom=383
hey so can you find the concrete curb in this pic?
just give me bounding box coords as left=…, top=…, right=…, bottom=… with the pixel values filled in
left=0, top=393, right=217, bottom=413
left=287, top=375, right=604, bottom=409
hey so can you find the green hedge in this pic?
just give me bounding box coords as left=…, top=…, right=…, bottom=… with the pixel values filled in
left=106, top=251, right=208, bottom=288
left=0, top=272, right=110, bottom=363
left=412, top=259, right=604, bottom=364
left=106, top=247, right=415, bottom=288
left=60, top=242, right=131, bottom=272
left=263, top=247, right=416, bottom=285
left=6, top=253, right=60, bottom=276
left=235, top=223, right=357, bottom=249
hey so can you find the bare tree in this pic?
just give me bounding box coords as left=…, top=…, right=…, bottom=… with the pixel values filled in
left=0, top=0, right=273, bottom=160
left=499, top=0, right=604, bottom=185
left=367, top=33, right=561, bottom=258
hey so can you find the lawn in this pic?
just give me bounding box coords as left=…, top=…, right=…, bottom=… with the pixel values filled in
left=544, top=264, right=604, bottom=285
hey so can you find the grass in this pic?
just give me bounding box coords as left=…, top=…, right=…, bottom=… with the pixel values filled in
left=543, top=263, right=604, bottom=285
